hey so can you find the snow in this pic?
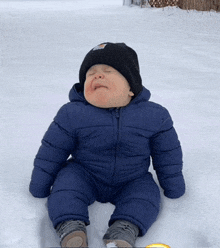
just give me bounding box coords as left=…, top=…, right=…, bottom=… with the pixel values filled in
left=0, top=0, right=220, bottom=247
left=106, top=242, right=117, bottom=248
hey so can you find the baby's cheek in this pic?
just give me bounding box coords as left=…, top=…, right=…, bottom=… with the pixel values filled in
left=85, top=90, right=110, bottom=108
left=93, top=91, right=109, bottom=103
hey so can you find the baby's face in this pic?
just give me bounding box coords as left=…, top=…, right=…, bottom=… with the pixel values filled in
left=84, top=64, right=134, bottom=108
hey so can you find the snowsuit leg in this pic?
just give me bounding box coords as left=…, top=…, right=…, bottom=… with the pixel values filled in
left=47, top=162, right=97, bottom=228
left=109, top=173, right=161, bottom=236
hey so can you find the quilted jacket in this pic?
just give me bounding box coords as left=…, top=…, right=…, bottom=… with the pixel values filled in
left=29, top=83, right=185, bottom=199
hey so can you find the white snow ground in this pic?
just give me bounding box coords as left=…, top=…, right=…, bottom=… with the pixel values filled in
left=0, top=0, right=220, bottom=247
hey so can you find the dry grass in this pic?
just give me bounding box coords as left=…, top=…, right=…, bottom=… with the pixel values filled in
left=131, top=0, right=220, bottom=11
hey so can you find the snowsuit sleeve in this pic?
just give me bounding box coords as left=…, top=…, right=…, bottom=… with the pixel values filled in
left=150, top=108, right=185, bottom=199
left=29, top=104, right=76, bottom=198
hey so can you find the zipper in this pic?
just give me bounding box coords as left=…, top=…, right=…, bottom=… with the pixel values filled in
left=111, top=107, right=121, bottom=182
left=115, top=107, right=120, bottom=142
left=115, top=107, right=120, bottom=118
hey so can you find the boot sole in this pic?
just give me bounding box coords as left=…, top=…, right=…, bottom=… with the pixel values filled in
left=61, top=230, right=88, bottom=248
left=104, top=239, right=132, bottom=247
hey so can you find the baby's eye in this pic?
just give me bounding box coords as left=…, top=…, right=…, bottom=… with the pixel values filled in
left=104, top=69, right=114, bottom=73
left=87, top=71, right=95, bottom=76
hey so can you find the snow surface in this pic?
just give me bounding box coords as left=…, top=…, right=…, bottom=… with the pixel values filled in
left=0, top=0, right=220, bottom=247
left=106, top=242, right=117, bottom=248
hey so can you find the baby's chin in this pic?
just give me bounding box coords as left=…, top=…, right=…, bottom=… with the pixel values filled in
left=86, top=98, right=120, bottom=108
left=84, top=89, right=132, bottom=108
left=85, top=95, right=130, bottom=108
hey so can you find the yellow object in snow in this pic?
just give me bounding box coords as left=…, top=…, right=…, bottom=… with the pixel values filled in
left=146, top=244, right=171, bottom=248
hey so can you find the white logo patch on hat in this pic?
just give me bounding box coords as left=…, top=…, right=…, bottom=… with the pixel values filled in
left=93, top=43, right=107, bottom=51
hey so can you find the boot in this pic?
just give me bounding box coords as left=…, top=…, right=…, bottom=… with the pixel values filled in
left=56, top=220, right=88, bottom=248
left=103, top=220, right=139, bottom=248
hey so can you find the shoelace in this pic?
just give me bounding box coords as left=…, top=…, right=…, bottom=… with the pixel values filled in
left=107, top=221, right=138, bottom=240
left=56, top=220, right=86, bottom=240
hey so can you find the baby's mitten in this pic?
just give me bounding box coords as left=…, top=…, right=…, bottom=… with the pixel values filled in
left=29, top=167, right=54, bottom=198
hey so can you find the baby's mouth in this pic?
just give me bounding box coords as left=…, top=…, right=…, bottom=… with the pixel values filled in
left=93, top=83, right=108, bottom=90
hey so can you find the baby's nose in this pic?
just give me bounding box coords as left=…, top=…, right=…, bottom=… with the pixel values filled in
left=94, top=73, right=104, bottom=79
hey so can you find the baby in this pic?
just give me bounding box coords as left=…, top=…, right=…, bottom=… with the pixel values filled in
left=29, top=42, right=185, bottom=248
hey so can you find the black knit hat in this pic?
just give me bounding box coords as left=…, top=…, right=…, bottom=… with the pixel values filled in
left=79, top=42, right=142, bottom=98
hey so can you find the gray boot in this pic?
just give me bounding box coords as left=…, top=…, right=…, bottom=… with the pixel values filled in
left=56, top=220, right=88, bottom=248
left=103, top=220, right=139, bottom=248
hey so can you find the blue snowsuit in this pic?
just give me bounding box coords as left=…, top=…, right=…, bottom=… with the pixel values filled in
left=29, top=83, right=185, bottom=236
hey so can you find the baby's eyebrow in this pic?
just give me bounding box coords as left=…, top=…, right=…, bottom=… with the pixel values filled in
left=103, top=65, right=110, bottom=68
left=87, top=65, right=113, bottom=74
left=87, top=67, right=96, bottom=73
left=103, top=65, right=114, bottom=70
